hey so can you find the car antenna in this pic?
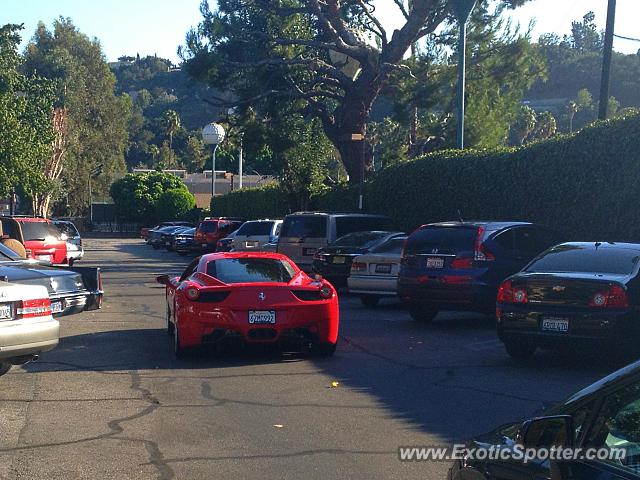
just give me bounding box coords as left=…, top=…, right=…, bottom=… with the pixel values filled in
left=457, top=209, right=464, bottom=223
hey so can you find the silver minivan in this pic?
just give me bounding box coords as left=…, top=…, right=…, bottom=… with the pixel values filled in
left=277, top=212, right=393, bottom=271
left=230, top=219, right=282, bottom=252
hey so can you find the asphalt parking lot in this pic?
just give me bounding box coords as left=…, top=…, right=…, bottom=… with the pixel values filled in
left=0, top=238, right=620, bottom=480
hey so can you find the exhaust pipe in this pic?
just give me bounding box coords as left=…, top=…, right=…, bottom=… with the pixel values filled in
left=10, top=354, right=38, bottom=366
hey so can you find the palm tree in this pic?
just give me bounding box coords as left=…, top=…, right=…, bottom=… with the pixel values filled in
left=164, top=109, right=181, bottom=155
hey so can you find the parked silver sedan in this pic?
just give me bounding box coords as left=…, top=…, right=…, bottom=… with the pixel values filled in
left=347, top=236, right=406, bottom=307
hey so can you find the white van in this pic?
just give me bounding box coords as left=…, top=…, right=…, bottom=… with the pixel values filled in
left=277, top=212, right=393, bottom=271
left=230, top=219, right=283, bottom=252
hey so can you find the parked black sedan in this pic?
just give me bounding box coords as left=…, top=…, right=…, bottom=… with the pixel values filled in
left=0, top=242, right=102, bottom=316
left=497, top=242, right=640, bottom=359
left=448, top=358, right=640, bottom=479
left=312, top=231, right=405, bottom=286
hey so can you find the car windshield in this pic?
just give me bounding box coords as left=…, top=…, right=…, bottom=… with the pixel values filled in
left=330, top=231, right=391, bottom=249
left=404, top=226, right=477, bottom=255
left=55, top=222, right=79, bottom=237
left=280, top=216, right=326, bottom=238
left=235, top=221, right=274, bottom=236
left=19, top=222, right=62, bottom=241
left=526, top=245, right=640, bottom=275
left=206, top=258, right=296, bottom=284
left=198, top=221, right=218, bottom=233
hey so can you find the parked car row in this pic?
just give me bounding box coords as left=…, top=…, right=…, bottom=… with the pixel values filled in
left=0, top=216, right=102, bottom=378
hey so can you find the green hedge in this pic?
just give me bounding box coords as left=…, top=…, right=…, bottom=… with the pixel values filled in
left=211, top=183, right=288, bottom=219
left=212, top=112, right=640, bottom=240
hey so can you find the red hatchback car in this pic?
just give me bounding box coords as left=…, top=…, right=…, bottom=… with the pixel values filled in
left=0, top=216, right=68, bottom=265
left=157, top=252, right=339, bottom=357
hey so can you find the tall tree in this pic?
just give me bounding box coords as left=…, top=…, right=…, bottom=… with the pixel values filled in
left=22, top=18, right=130, bottom=215
left=181, top=0, right=532, bottom=183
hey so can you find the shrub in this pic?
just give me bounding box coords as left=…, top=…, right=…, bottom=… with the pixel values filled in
left=156, top=189, right=196, bottom=221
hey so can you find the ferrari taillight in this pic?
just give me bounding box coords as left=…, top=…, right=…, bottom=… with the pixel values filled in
left=186, top=286, right=200, bottom=301
left=319, top=285, right=333, bottom=299
left=17, top=298, right=52, bottom=318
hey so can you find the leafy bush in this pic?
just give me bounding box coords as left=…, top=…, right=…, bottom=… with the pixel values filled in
left=156, top=189, right=196, bottom=221
left=212, top=183, right=287, bottom=219
left=212, top=112, right=640, bottom=240
left=110, top=171, right=188, bottom=223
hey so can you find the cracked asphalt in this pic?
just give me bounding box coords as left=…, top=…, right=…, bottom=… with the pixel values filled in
left=0, top=238, right=619, bottom=479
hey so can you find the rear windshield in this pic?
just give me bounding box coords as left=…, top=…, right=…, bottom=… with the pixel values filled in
left=55, top=222, right=79, bottom=237
left=206, top=258, right=296, bottom=283
left=405, top=226, right=477, bottom=255
left=526, top=245, right=640, bottom=275
left=19, top=222, right=62, bottom=241
left=281, top=216, right=327, bottom=238
left=371, top=237, right=406, bottom=255
left=335, top=216, right=393, bottom=238
left=235, top=221, right=274, bottom=236
left=331, top=231, right=391, bottom=248
left=198, top=221, right=218, bottom=233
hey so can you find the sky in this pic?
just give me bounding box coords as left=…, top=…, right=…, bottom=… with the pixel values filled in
left=5, top=0, right=640, bottom=63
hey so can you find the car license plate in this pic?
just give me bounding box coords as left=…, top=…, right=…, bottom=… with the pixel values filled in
left=248, top=310, right=276, bottom=324
left=375, top=264, right=392, bottom=274
left=426, top=257, right=445, bottom=268
left=542, top=317, right=569, bottom=333
left=303, top=248, right=317, bottom=256
left=37, top=255, right=52, bottom=262
left=0, top=303, right=12, bottom=320
left=245, top=241, right=259, bottom=248
left=332, top=256, right=346, bottom=264
left=51, top=301, right=64, bottom=314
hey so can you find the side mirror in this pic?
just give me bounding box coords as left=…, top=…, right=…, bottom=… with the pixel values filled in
left=517, top=415, right=574, bottom=449
left=156, top=274, right=170, bottom=286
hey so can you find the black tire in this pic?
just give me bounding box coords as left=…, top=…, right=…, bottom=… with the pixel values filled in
left=173, top=323, right=186, bottom=359
left=503, top=338, right=537, bottom=360
left=166, top=304, right=175, bottom=336
left=408, top=304, right=438, bottom=323
left=360, top=295, right=380, bottom=307
left=312, top=342, right=337, bottom=357
left=0, top=362, right=11, bottom=377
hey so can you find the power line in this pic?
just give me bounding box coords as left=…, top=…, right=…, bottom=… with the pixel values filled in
left=614, top=33, right=640, bottom=43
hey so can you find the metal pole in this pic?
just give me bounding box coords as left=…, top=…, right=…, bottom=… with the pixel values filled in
left=238, top=134, right=243, bottom=189
left=456, top=20, right=467, bottom=149
left=359, top=136, right=364, bottom=210
left=89, top=177, right=93, bottom=224
left=599, top=0, right=616, bottom=120
left=210, top=144, right=218, bottom=198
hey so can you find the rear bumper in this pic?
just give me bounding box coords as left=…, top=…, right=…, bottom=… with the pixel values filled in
left=497, top=306, right=636, bottom=347
left=348, top=275, right=398, bottom=296
left=398, top=278, right=496, bottom=311
left=51, top=289, right=103, bottom=317
left=0, top=317, right=60, bottom=360
left=177, top=301, right=339, bottom=348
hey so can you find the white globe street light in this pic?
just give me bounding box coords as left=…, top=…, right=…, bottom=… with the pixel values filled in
left=202, top=123, right=226, bottom=197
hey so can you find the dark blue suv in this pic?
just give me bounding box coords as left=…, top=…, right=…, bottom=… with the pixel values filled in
left=398, top=221, right=561, bottom=322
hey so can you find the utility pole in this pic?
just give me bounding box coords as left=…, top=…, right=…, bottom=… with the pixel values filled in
left=452, top=0, right=477, bottom=149
left=238, top=133, right=244, bottom=189
left=599, top=0, right=616, bottom=120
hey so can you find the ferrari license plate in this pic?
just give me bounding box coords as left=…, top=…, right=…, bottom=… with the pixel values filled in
left=426, top=257, right=445, bottom=269
left=332, top=256, right=346, bottom=264
left=248, top=310, right=276, bottom=324
left=51, top=301, right=64, bottom=314
left=542, top=317, right=569, bottom=333
left=0, top=303, right=12, bottom=320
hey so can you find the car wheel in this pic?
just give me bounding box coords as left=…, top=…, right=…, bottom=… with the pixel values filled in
left=0, top=362, right=11, bottom=377
left=360, top=295, right=380, bottom=307
left=408, top=304, right=438, bottom=323
left=503, top=338, right=537, bottom=360
left=173, top=321, right=186, bottom=359
left=166, top=304, right=175, bottom=336
left=312, top=342, right=337, bottom=357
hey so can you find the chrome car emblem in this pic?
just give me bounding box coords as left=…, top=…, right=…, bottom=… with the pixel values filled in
left=552, top=285, right=566, bottom=292
left=431, top=248, right=439, bottom=254
left=258, top=292, right=266, bottom=301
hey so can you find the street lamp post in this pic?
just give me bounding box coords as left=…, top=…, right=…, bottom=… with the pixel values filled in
left=238, top=133, right=244, bottom=189
left=452, top=0, right=477, bottom=150
left=202, top=123, right=226, bottom=199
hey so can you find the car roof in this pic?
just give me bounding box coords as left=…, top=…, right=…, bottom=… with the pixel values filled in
left=288, top=211, right=390, bottom=218
left=563, top=358, right=640, bottom=406
left=553, top=242, right=640, bottom=252
left=424, top=221, right=533, bottom=230
left=3, top=216, right=50, bottom=223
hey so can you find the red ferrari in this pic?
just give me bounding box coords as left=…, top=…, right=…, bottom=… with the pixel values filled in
left=156, top=252, right=339, bottom=357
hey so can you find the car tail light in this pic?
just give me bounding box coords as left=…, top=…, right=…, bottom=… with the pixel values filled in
left=186, top=286, right=200, bottom=301
left=497, top=280, right=527, bottom=304
left=351, top=262, right=366, bottom=272
left=450, top=257, right=473, bottom=269
left=589, top=284, right=628, bottom=309
left=319, top=285, right=333, bottom=299
left=313, top=252, right=327, bottom=262
left=17, top=298, right=52, bottom=318
left=474, top=227, right=495, bottom=261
